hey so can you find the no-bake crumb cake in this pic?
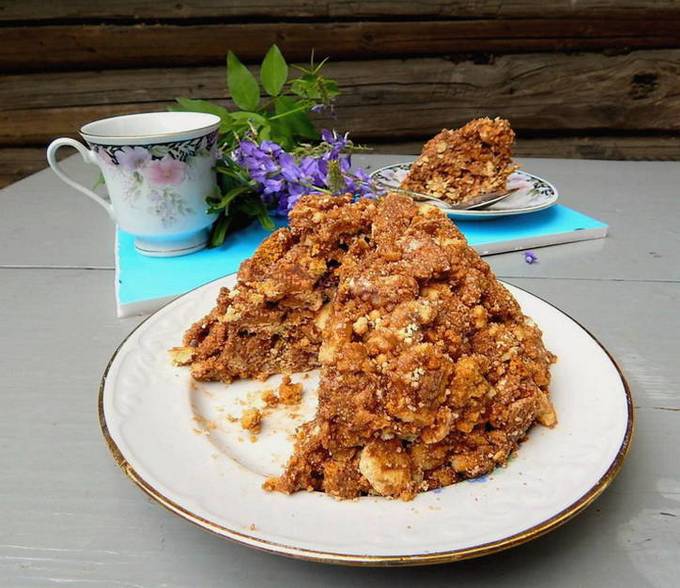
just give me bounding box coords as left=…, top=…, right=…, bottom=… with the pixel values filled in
left=177, top=195, right=377, bottom=382
left=400, top=117, right=518, bottom=206
left=175, top=193, right=556, bottom=500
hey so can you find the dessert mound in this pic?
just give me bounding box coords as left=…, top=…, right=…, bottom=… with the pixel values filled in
left=401, top=117, right=518, bottom=205
left=179, top=195, right=377, bottom=382
left=178, top=193, right=556, bottom=500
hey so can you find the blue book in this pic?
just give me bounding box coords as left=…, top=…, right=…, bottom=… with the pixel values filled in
left=115, top=204, right=607, bottom=317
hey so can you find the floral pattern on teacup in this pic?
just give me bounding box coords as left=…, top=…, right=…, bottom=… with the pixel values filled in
left=120, top=171, right=144, bottom=204
left=117, top=146, right=151, bottom=171
left=146, top=157, right=186, bottom=186
left=148, top=187, right=195, bottom=227
left=91, top=133, right=217, bottom=226
left=92, top=131, right=217, bottom=165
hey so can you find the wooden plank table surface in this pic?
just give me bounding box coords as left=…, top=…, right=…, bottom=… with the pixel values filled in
left=1, top=154, right=679, bottom=587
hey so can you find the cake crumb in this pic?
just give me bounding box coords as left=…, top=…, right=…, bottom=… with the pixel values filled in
left=278, top=375, right=303, bottom=405
left=192, top=415, right=217, bottom=432
left=261, top=388, right=279, bottom=407
left=240, top=408, right=263, bottom=434
left=169, top=346, right=195, bottom=366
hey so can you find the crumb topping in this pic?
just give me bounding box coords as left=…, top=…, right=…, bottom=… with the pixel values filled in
left=401, top=117, right=518, bottom=205
left=240, top=408, right=263, bottom=433
left=180, top=192, right=556, bottom=501
left=278, top=375, right=303, bottom=405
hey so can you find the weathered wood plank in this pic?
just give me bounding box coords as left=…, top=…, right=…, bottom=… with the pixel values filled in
left=2, top=135, right=679, bottom=190
left=3, top=20, right=680, bottom=72
left=1, top=0, right=679, bottom=21
left=0, top=148, right=53, bottom=188
left=370, top=136, right=680, bottom=160
left=1, top=51, right=678, bottom=145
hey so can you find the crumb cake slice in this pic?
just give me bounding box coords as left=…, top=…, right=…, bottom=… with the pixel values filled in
left=175, top=195, right=376, bottom=382
left=400, top=117, right=518, bottom=205
left=264, top=194, right=556, bottom=500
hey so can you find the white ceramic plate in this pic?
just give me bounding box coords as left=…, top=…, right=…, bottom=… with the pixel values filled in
left=370, top=163, right=559, bottom=221
left=100, top=275, right=632, bottom=566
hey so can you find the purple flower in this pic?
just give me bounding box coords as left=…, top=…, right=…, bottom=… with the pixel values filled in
left=320, top=129, right=350, bottom=159
left=278, top=153, right=299, bottom=182
left=353, top=168, right=371, bottom=183
left=262, top=178, right=284, bottom=194
left=523, top=250, right=539, bottom=264
left=229, top=130, right=375, bottom=216
left=236, top=140, right=258, bottom=158
left=320, top=129, right=335, bottom=143
left=259, top=140, right=282, bottom=155
left=298, top=156, right=316, bottom=176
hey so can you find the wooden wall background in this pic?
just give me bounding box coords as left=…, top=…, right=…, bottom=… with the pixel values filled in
left=1, top=0, right=679, bottom=188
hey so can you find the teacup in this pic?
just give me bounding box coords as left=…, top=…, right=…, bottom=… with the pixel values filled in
left=47, top=112, right=221, bottom=257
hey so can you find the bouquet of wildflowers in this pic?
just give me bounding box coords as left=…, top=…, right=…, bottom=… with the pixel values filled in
left=172, top=46, right=375, bottom=246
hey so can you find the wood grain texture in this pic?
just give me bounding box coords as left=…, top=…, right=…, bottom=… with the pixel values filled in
left=2, top=19, right=680, bottom=72
left=0, top=148, right=55, bottom=188
left=1, top=0, right=679, bottom=21
left=5, top=134, right=680, bottom=190
left=1, top=51, right=678, bottom=146
left=368, top=136, right=680, bottom=161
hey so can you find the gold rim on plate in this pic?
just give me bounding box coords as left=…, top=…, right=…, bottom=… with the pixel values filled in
left=98, top=280, right=634, bottom=566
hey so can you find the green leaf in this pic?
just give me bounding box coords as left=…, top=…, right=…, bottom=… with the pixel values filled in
left=206, top=184, right=252, bottom=214
left=171, top=97, right=233, bottom=120
left=289, top=68, right=340, bottom=105
left=290, top=74, right=320, bottom=99
left=258, top=124, right=272, bottom=141
left=227, top=51, right=260, bottom=111
left=321, top=79, right=340, bottom=99
left=229, top=111, right=267, bottom=124
left=268, top=118, right=295, bottom=150
left=256, top=209, right=276, bottom=231
left=273, top=96, right=319, bottom=140
left=236, top=195, right=275, bottom=230
left=273, top=95, right=304, bottom=117
left=260, top=44, right=288, bottom=97
left=209, top=215, right=232, bottom=247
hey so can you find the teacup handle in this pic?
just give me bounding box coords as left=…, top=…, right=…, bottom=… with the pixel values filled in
left=47, top=138, right=115, bottom=221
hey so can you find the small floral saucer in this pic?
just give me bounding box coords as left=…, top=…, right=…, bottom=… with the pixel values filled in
left=370, top=162, right=558, bottom=221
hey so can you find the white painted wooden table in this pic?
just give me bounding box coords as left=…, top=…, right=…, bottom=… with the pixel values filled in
left=1, top=155, right=679, bottom=587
